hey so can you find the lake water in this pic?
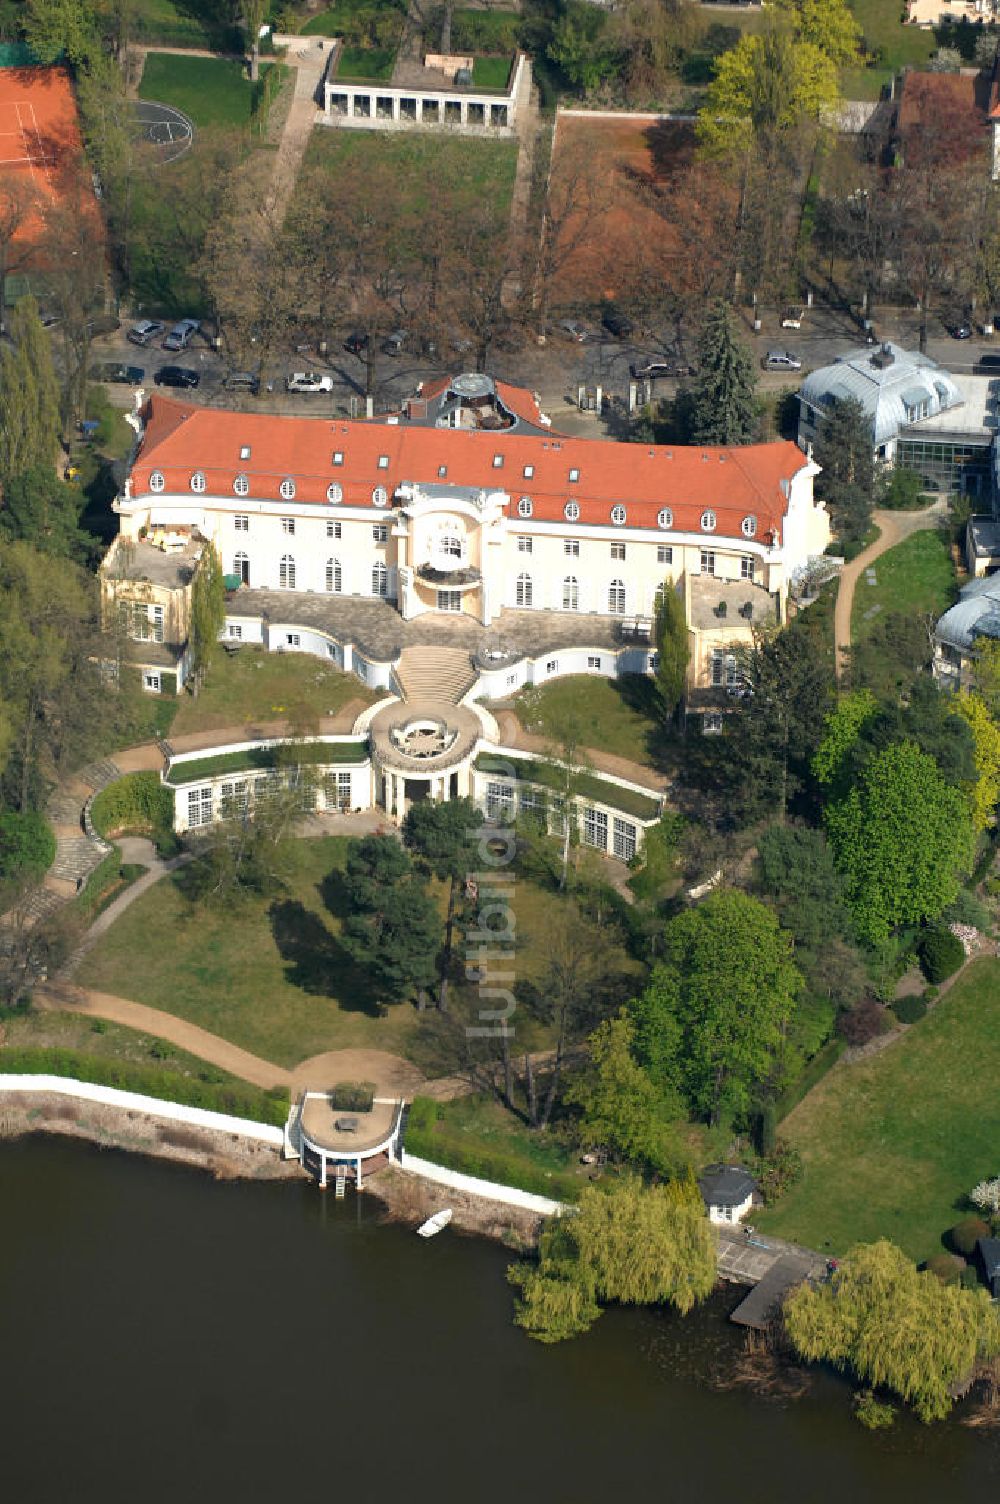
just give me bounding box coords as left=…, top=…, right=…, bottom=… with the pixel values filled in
left=3, top=1137, right=999, bottom=1503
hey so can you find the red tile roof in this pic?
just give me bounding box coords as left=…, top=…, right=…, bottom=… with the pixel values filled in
left=132, top=394, right=809, bottom=541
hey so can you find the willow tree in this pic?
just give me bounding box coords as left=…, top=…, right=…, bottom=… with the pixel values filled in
left=785, top=1240, right=1000, bottom=1423
left=509, top=1176, right=716, bottom=1343
left=0, top=296, right=62, bottom=487
left=189, top=541, right=226, bottom=686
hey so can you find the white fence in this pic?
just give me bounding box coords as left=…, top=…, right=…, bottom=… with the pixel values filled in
left=399, top=1149, right=566, bottom=1216
left=0, top=1075, right=285, bottom=1146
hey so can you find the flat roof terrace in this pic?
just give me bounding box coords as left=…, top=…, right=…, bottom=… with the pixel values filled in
left=299, top=1095, right=401, bottom=1156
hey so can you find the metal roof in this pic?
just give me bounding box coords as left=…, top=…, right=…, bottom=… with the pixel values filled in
left=936, top=572, right=1000, bottom=651
left=800, top=343, right=963, bottom=448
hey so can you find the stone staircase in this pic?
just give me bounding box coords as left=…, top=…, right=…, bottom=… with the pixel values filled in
left=49, top=836, right=109, bottom=887
left=77, top=758, right=122, bottom=795
left=394, top=646, right=477, bottom=705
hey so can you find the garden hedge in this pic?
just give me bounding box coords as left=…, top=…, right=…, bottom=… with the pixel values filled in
left=0, top=1046, right=289, bottom=1127
left=91, top=772, right=174, bottom=840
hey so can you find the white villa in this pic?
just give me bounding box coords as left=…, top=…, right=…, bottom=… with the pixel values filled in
left=100, top=373, right=831, bottom=846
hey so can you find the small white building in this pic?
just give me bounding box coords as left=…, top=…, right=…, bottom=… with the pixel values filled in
left=798, top=343, right=963, bottom=464
left=698, top=1164, right=758, bottom=1225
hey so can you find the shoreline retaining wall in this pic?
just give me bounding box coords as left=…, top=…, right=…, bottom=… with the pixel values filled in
left=0, top=1075, right=285, bottom=1146
left=399, top=1148, right=566, bottom=1216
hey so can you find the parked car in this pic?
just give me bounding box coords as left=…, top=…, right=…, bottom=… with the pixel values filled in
left=558, top=319, right=589, bottom=343
left=344, top=331, right=369, bottom=355
left=286, top=371, right=334, bottom=393
left=761, top=349, right=803, bottom=372
left=224, top=370, right=260, bottom=393
left=89, top=361, right=145, bottom=385
left=601, top=308, right=633, bottom=338
left=127, top=319, right=164, bottom=347
left=949, top=321, right=973, bottom=340
left=630, top=359, right=693, bottom=381
left=162, top=318, right=200, bottom=351
left=780, top=307, right=804, bottom=329
left=382, top=330, right=407, bottom=357
left=154, top=365, right=200, bottom=389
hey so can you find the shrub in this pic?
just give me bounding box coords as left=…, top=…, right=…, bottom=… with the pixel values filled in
left=948, top=1216, right=991, bottom=1257
left=925, top=1252, right=964, bottom=1285
left=924, top=985, right=939, bottom=1003
left=757, top=1102, right=777, bottom=1156
left=753, top=1141, right=803, bottom=1205
left=406, top=1095, right=440, bottom=1132
left=0, top=811, right=55, bottom=881
left=892, top=994, right=927, bottom=1025
left=878, top=467, right=925, bottom=510
left=329, top=1081, right=375, bottom=1113
left=918, top=926, right=966, bottom=984
left=836, top=999, right=888, bottom=1046
left=943, top=889, right=991, bottom=933
left=960, top=1266, right=981, bottom=1291
left=90, top=773, right=174, bottom=840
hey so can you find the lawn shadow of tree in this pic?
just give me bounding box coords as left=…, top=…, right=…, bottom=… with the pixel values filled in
left=606, top=673, right=680, bottom=774
left=269, top=898, right=382, bottom=1015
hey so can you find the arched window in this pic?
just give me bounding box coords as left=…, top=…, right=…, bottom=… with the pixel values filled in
left=190, top=471, right=206, bottom=493
left=518, top=496, right=533, bottom=518
left=608, top=578, right=626, bottom=614
left=326, top=558, right=342, bottom=593
left=372, top=485, right=389, bottom=508
left=564, top=500, right=580, bottom=522
left=516, top=572, right=533, bottom=608
left=279, top=554, right=296, bottom=589
left=149, top=470, right=164, bottom=493
left=233, top=474, right=249, bottom=497
left=280, top=477, right=296, bottom=500
left=562, top=575, right=579, bottom=611
left=657, top=507, right=673, bottom=530
left=372, top=561, right=388, bottom=597
left=327, top=482, right=343, bottom=504
left=701, top=510, right=716, bottom=532
left=233, top=551, right=249, bottom=586
left=610, top=504, right=627, bottom=526
left=742, top=514, right=757, bottom=538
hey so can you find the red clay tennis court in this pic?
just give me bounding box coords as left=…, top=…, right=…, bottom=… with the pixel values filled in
left=0, top=65, right=91, bottom=253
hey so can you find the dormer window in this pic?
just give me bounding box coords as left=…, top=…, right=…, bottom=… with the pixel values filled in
left=233, top=474, right=249, bottom=497
left=327, top=482, right=343, bottom=504
left=657, top=508, right=673, bottom=530
left=564, top=501, right=580, bottom=522
left=149, top=470, right=164, bottom=493
left=610, top=504, right=627, bottom=526
left=378, top=455, right=389, bottom=469
left=741, top=514, right=757, bottom=538
left=332, top=451, right=344, bottom=466
left=701, top=510, right=716, bottom=532
left=493, top=454, right=504, bottom=468
left=240, top=446, right=251, bottom=460
left=280, top=478, right=296, bottom=500
left=568, top=467, right=580, bottom=482
left=190, top=471, right=206, bottom=493
left=523, top=464, right=534, bottom=479
left=518, top=496, right=532, bottom=517
left=372, top=485, right=389, bottom=507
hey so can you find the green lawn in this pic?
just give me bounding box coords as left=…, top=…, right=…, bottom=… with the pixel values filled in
left=170, top=648, right=378, bottom=736
left=409, top=1092, right=589, bottom=1201
left=301, top=128, right=518, bottom=212
left=756, top=958, right=1000, bottom=1262
left=335, top=46, right=397, bottom=81
left=76, top=838, right=597, bottom=1070
left=471, top=56, right=513, bottom=90
left=130, top=0, right=242, bottom=49
left=138, top=53, right=280, bottom=130
left=303, top=0, right=406, bottom=38
left=850, top=529, right=956, bottom=647
left=511, top=673, right=671, bottom=772
left=847, top=0, right=937, bottom=68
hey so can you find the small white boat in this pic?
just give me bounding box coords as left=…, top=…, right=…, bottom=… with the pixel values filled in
left=416, top=1208, right=453, bottom=1239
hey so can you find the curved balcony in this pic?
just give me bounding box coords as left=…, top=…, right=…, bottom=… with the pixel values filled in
left=413, top=562, right=482, bottom=589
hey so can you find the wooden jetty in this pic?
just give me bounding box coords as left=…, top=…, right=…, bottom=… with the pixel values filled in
left=717, top=1228, right=828, bottom=1330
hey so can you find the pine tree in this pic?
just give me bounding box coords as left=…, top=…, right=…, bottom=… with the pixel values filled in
left=686, top=301, right=758, bottom=445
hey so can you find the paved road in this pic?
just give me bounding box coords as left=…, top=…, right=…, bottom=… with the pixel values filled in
left=833, top=500, right=948, bottom=683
